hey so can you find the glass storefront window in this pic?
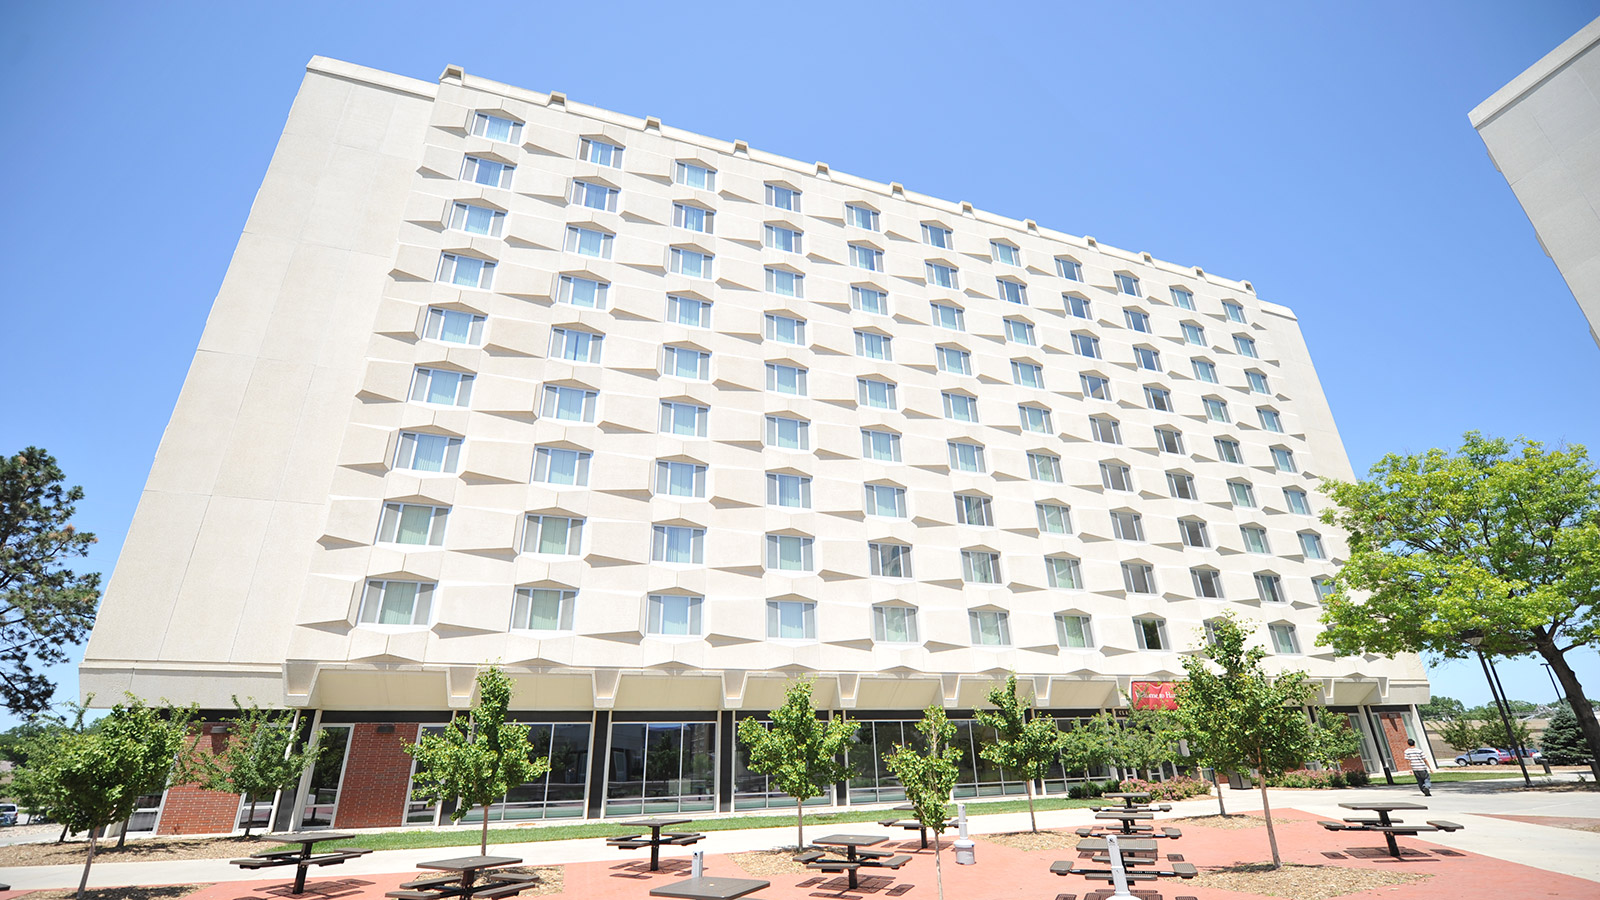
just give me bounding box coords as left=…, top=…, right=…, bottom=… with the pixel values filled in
left=733, top=717, right=833, bottom=810
left=604, top=722, right=715, bottom=817
left=408, top=721, right=593, bottom=824
left=846, top=718, right=1026, bottom=802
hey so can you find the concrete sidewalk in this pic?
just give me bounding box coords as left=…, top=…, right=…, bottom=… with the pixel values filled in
left=4, top=779, right=1596, bottom=890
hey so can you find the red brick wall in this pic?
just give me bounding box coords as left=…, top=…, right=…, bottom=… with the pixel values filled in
left=1377, top=711, right=1413, bottom=770
left=333, top=723, right=420, bottom=829
left=158, top=728, right=240, bottom=835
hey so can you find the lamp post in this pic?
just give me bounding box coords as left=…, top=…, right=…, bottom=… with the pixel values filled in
left=1462, top=630, right=1532, bottom=788
left=1540, top=663, right=1564, bottom=706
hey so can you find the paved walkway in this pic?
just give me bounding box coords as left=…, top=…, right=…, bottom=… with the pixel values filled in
left=2, top=777, right=1595, bottom=892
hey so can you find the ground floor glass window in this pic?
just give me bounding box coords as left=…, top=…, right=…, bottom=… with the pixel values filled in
left=604, top=722, right=715, bottom=817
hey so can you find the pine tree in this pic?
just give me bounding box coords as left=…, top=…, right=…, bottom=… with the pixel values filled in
left=1541, top=705, right=1590, bottom=765
left=0, top=447, right=101, bottom=717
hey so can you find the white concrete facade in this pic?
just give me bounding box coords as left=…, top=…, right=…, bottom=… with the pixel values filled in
left=82, top=57, right=1426, bottom=739
left=1472, top=16, right=1600, bottom=348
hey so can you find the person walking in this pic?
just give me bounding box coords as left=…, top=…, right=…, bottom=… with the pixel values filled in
left=1404, top=738, right=1432, bottom=796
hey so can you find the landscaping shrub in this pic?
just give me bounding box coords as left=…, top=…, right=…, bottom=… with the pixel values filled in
left=1117, top=776, right=1212, bottom=801
left=1264, top=768, right=1360, bottom=788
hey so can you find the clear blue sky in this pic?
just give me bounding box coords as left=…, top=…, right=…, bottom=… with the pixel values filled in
left=2, top=1, right=1598, bottom=728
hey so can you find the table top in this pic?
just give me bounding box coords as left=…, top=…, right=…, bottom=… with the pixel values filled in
left=417, top=855, right=523, bottom=872
left=649, top=876, right=771, bottom=900
left=626, top=817, right=695, bottom=829
left=1103, top=792, right=1151, bottom=799
left=814, top=834, right=889, bottom=847
left=1081, top=832, right=1158, bottom=845
left=1095, top=811, right=1154, bottom=820
left=1339, top=802, right=1428, bottom=811
left=259, top=832, right=355, bottom=845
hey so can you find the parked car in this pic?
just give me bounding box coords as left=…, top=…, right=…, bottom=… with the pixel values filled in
left=1510, top=747, right=1543, bottom=761
left=1455, top=747, right=1504, bottom=765
left=0, top=803, right=17, bottom=826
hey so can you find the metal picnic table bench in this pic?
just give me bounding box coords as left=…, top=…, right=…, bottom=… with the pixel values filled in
left=876, top=804, right=954, bottom=849
left=1318, top=802, right=1464, bottom=858
left=385, top=854, right=542, bottom=900
left=228, top=832, right=372, bottom=895
left=605, top=817, right=706, bottom=871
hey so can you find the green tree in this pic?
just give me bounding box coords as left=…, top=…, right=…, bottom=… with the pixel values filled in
left=27, top=697, right=190, bottom=898
left=1175, top=614, right=1344, bottom=869
left=406, top=667, right=549, bottom=855
left=1316, top=433, right=1600, bottom=769
left=178, top=698, right=323, bottom=837
left=1307, top=716, right=1363, bottom=769
left=1437, top=715, right=1480, bottom=753
left=1473, top=716, right=1532, bottom=753
left=1, top=447, right=101, bottom=717
left=1417, top=696, right=1466, bottom=720
left=735, top=678, right=858, bottom=849
left=973, top=674, right=1065, bottom=833
left=1110, top=708, right=1185, bottom=777
left=883, top=704, right=962, bottom=900
left=1541, top=705, right=1590, bottom=765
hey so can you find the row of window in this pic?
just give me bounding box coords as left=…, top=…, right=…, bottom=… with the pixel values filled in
left=466, top=113, right=1251, bottom=324
left=357, top=575, right=1307, bottom=653
left=382, top=496, right=1329, bottom=563
left=396, top=418, right=1313, bottom=521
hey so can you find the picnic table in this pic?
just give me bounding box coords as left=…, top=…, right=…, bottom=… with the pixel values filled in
left=606, top=817, right=705, bottom=871
left=1092, top=792, right=1172, bottom=814
left=385, top=855, right=536, bottom=900
left=876, top=804, right=953, bottom=849
left=806, top=833, right=906, bottom=890
left=1093, top=810, right=1156, bottom=835
left=648, top=876, right=771, bottom=900
left=1319, top=802, right=1464, bottom=859
left=229, top=831, right=372, bottom=895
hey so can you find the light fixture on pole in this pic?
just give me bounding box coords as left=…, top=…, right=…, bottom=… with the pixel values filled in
left=1462, top=630, right=1532, bottom=788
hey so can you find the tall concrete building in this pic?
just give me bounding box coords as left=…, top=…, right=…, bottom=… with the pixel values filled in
left=82, top=57, right=1429, bottom=835
left=1472, top=16, right=1600, bottom=348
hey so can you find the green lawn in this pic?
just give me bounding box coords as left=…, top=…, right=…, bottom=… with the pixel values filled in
left=317, top=795, right=1101, bottom=852
left=1386, top=770, right=1538, bottom=784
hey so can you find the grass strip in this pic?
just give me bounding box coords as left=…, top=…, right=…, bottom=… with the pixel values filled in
left=315, top=795, right=1100, bottom=852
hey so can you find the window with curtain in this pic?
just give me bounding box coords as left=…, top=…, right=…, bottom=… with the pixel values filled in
left=512, top=588, right=574, bottom=631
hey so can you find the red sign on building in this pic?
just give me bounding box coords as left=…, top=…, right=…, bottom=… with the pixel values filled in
left=1130, top=681, right=1178, bottom=710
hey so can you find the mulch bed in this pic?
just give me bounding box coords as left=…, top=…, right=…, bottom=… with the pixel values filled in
left=980, top=829, right=1080, bottom=851
left=488, top=866, right=564, bottom=896
left=731, top=850, right=809, bottom=876
left=0, top=837, right=257, bottom=867
left=1191, top=863, right=1429, bottom=899
left=1167, top=814, right=1268, bottom=829
left=18, top=887, right=207, bottom=900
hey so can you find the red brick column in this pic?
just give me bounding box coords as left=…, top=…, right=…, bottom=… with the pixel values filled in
left=158, top=728, right=241, bottom=835
left=1377, top=711, right=1413, bottom=770
left=333, top=723, right=421, bottom=829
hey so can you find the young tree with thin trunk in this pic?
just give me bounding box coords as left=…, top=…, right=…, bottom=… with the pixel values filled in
left=0, top=447, right=101, bottom=717
left=1175, top=614, right=1345, bottom=869
left=178, top=698, right=323, bottom=837
left=884, top=704, right=962, bottom=900
left=406, top=667, right=548, bottom=855
left=28, top=697, right=190, bottom=898
left=735, top=678, right=858, bottom=849
left=974, top=674, right=1064, bottom=833
left=1317, top=432, right=1600, bottom=771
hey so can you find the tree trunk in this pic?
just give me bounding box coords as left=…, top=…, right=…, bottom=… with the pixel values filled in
left=1024, top=779, right=1038, bottom=833
left=1257, top=766, right=1281, bottom=869
left=116, top=818, right=129, bottom=850
left=1211, top=768, right=1228, bottom=817
left=795, top=797, right=805, bottom=850
left=481, top=805, right=490, bottom=856
left=244, top=798, right=258, bottom=839
left=58, top=823, right=69, bottom=844
left=932, top=830, right=944, bottom=900
left=1536, top=640, right=1600, bottom=777
left=77, top=830, right=98, bottom=900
